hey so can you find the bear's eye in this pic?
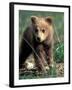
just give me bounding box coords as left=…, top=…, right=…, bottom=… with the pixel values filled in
left=35, top=29, right=38, bottom=33
left=42, top=29, right=45, bottom=33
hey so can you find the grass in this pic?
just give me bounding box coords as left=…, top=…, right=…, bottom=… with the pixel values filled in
left=54, top=43, right=64, bottom=63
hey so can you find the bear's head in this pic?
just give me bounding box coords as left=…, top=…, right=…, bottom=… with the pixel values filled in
left=31, top=16, right=53, bottom=43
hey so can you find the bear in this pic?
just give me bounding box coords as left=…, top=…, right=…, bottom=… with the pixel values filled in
left=19, top=16, right=54, bottom=73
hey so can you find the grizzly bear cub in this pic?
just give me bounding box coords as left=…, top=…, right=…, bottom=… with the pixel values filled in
left=19, top=16, right=54, bottom=73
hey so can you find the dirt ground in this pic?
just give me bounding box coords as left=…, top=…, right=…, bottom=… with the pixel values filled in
left=56, top=63, right=64, bottom=77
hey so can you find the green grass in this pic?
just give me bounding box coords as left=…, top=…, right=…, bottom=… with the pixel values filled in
left=54, top=43, right=64, bottom=63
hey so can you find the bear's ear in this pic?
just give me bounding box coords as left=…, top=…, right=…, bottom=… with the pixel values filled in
left=45, top=17, right=53, bottom=25
left=31, top=16, right=38, bottom=24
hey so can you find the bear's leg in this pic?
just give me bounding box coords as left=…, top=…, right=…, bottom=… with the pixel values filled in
left=46, top=47, right=54, bottom=68
left=39, top=51, right=49, bottom=70
left=19, top=39, right=32, bottom=69
left=34, top=45, right=47, bottom=73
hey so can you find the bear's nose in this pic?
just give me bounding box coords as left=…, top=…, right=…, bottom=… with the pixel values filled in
left=37, top=37, right=40, bottom=41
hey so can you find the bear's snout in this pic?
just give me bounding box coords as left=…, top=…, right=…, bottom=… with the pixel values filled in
left=37, top=37, right=41, bottom=42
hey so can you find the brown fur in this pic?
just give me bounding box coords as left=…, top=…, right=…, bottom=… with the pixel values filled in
left=19, top=16, right=54, bottom=73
